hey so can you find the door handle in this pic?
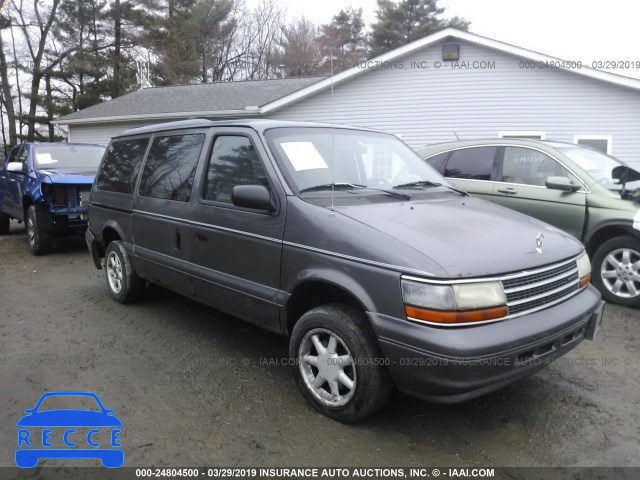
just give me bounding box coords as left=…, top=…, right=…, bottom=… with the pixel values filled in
left=497, top=188, right=518, bottom=195
left=195, top=232, right=208, bottom=244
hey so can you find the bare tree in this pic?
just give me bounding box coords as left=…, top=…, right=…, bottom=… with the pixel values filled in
left=0, top=13, right=18, bottom=146
left=9, top=0, right=63, bottom=141
left=237, top=0, right=284, bottom=80
left=277, top=17, right=322, bottom=77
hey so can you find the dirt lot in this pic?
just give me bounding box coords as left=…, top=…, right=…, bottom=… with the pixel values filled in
left=1, top=220, right=639, bottom=476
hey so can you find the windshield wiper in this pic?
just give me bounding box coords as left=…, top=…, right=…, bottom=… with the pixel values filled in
left=393, top=180, right=468, bottom=197
left=299, top=182, right=366, bottom=193
left=299, top=182, right=411, bottom=200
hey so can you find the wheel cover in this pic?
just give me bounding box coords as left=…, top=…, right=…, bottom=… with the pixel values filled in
left=600, top=247, right=640, bottom=298
left=27, top=215, right=35, bottom=247
left=106, top=251, right=124, bottom=294
left=298, top=328, right=357, bottom=408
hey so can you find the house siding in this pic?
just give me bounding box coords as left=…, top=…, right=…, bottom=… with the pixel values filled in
left=270, top=40, right=640, bottom=168
left=69, top=120, right=159, bottom=145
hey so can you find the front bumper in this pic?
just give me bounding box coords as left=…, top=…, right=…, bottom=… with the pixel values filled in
left=368, top=285, right=604, bottom=402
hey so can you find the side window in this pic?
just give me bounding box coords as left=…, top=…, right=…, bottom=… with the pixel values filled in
left=96, top=138, right=149, bottom=194
left=444, top=147, right=496, bottom=180
left=424, top=152, right=449, bottom=173
left=502, top=147, right=578, bottom=186
left=15, top=148, right=28, bottom=173
left=139, top=134, right=205, bottom=202
left=204, top=136, right=268, bottom=204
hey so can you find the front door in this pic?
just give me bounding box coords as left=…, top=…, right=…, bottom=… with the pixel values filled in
left=189, top=129, right=286, bottom=331
left=2, top=146, right=28, bottom=219
left=492, top=146, right=586, bottom=239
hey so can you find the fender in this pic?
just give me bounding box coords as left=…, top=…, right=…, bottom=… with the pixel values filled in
left=584, top=219, right=640, bottom=249
left=285, top=266, right=388, bottom=317
left=100, top=219, right=128, bottom=246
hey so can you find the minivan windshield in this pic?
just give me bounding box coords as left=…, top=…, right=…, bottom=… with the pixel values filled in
left=557, top=145, right=640, bottom=190
left=34, top=144, right=106, bottom=170
left=265, top=127, right=450, bottom=195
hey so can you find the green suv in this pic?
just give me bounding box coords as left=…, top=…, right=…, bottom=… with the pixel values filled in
left=419, top=139, right=640, bottom=308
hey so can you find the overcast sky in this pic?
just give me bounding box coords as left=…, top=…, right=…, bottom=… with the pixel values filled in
left=254, top=0, right=640, bottom=80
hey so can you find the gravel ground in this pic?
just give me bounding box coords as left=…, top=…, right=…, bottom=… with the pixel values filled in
left=1, top=220, right=639, bottom=478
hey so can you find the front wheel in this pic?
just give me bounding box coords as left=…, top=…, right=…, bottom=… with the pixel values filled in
left=289, top=304, right=393, bottom=422
left=592, top=235, right=640, bottom=308
left=105, top=240, right=145, bottom=304
left=26, top=205, right=52, bottom=255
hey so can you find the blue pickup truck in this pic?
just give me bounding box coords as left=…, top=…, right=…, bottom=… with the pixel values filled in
left=0, top=143, right=106, bottom=254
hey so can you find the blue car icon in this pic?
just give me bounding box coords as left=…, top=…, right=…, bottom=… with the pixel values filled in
left=16, top=391, right=123, bottom=468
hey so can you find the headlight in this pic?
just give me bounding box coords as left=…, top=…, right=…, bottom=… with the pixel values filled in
left=401, top=278, right=508, bottom=326
left=577, top=252, right=591, bottom=288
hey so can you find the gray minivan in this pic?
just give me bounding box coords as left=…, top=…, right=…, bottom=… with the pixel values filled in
left=86, top=119, right=604, bottom=422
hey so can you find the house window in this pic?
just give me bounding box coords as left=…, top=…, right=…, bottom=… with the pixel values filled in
left=573, top=135, right=612, bottom=155
left=498, top=131, right=546, bottom=140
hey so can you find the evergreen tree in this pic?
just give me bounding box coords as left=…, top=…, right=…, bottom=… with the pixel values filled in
left=370, top=0, right=469, bottom=57
left=54, top=0, right=109, bottom=110
left=319, top=7, right=367, bottom=72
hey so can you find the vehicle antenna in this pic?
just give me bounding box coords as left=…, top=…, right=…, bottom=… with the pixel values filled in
left=453, top=131, right=461, bottom=141
left=329, top=55, right=336, bottom=215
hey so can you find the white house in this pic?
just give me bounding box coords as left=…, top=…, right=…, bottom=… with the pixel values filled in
left=53, top=28, right=640, bottom=168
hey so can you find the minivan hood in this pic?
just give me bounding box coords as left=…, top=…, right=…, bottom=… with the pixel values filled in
left=37, top=168, right=96, bottom=184
left=331, top=194, right=583, bottom=278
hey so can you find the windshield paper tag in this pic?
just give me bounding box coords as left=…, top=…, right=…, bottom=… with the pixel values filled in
left=35, top=153, right=56, bottom=165
left=281, top=142, right=328, bottom=171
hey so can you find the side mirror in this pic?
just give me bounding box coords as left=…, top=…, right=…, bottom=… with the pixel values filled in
left=545, top=176, right=580, bottom=192
left=231, top=185, right=274, bottom=211
left=7, top=162, right=24, bottom=173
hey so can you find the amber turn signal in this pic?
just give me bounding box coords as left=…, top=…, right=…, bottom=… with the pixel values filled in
left=579, top=273, right=591, bottom=289
left=405, top=305, right=509, bottom=325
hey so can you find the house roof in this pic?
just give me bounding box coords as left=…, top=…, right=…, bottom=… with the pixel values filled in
left=53, top=76, right=324, bottom=125
left=259, top=28, right=640, bottom=115
left=54, top=28, right=640, bottom=126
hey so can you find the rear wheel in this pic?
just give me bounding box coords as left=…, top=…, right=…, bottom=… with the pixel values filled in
left=105, top=240, right=145, bottom=304
left=0, top=213, right=9, bottom=234
left=26, top=205, right=52, bottom=255
left=592, top=235, right=640, bottom=308
left=289, top=303, right=393, bottom=422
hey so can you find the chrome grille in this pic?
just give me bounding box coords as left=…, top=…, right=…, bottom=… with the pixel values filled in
left=502, top=259, right=580, bottom=316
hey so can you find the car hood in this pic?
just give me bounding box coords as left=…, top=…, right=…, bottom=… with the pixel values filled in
left=37, top=168, right=96, bottom=184
left=16, top=410, right=122, bottom=427
left=331, top=194, right=583, bottom=278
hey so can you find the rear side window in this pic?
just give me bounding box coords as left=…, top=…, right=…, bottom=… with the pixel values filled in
left=444, top=147, right=496, bottom=180
left=139, top=134, right=205, bottom=202
left=204, top=136, right=268, bottom=204
left=95, top=138, right=149, bottom=194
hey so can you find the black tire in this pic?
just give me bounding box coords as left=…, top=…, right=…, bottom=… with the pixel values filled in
left=592, top=235, right=640, bottom=308
left=0, top=213, right=9, bottom=234
left=26, top=205, right=52, bottom=255
left=289, top=303, right=394, bottom=422
left=104, top=240, right=145, bottom=304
